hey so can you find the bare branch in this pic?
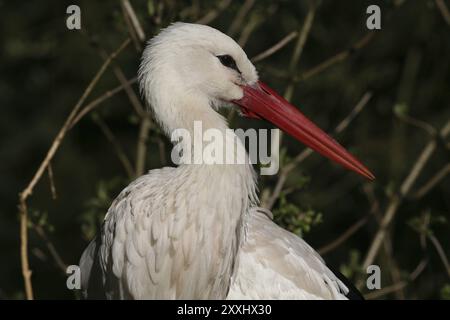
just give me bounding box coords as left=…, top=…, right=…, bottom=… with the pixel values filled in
left=364, top=258, right=428, bottom=299
left=97, top=46, right=146, bottom=118
left=251, top=31, right=298, bottom=63
left=411, top=164, right=450, bottom=199
left=33, top=224, right=67, bottom=274
left=18, top=39, right=130, bottom=300
left=70, top=77, right=138, bottom=127
left=429, top=233, right=450, bottom=277
left=121, top=0, right=146, bottom=41
left=120, top=0, right=145, bottom=50
left=318, top=214, right=370, bottom=255
left=93, top=114, right=135, bottom=179
left=297, top=33, right=375, bottom=82
left=47, top=162, right=57, bottom=200
left=363, top=120, right=450, bottom=269
left=436, top=0, right=450, bottom=26
left=228, top=0, right=255, bottom=37
left=196, top=0, right=232, bottom=25
left=396, top=112, right=437, bottom=137
left=237, top=12, right=264, bottom=47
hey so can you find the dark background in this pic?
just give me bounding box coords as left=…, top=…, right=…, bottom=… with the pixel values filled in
left=1, top=0, right=449, bottom=299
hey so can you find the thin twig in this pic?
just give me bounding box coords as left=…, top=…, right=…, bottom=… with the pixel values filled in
left=411, top=164, right=450, bottom=199
left=227, top=0, right=256, bottom=37
left=120, top=0, right=145, bottom=51
left=296, top=33, right=375, bottom=82
left=47, top=162, right=57, bottom=200
left=251, top=31, right=298, bottom=63
left=238, top=12, right=265, bottom=47
left=283, top=4, right=316, bottom=100
left=318, top=175, right=380, bottom=255
left=364, top=258, right=428, bottom=299
left=318, top=214, right=370, bottom=255
left=396, top=112, right=437, bottom=137
left=436, top=0, right=450, bottom=26
left=18, top=39, right=130, bottom=300
left=428, top=233, right=450, bottom=277
left=363, top=120, right=450, bottom=269
left=121, top=0, right=145, bottom=42
left=196, top=0, right=232, bottom=25
left=19, top=200, right=32, bottom=299
left=70, top=77, right=138, bottom=127
left=32, top=224, right=67, bottom=274
left=94, top=42, right=147, bottom=118
left=93, top=114, right=135, bottom=179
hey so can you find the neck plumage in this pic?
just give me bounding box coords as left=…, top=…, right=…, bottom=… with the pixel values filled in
left=153, top=93, right=259, bottom=208
left=162, top=104, right=258, bottom=298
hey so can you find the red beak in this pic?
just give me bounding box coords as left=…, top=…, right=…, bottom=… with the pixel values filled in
left=233, top=81, right=375, bottom=180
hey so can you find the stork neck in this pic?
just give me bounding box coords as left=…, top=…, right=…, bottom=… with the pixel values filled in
left=152, top=90, right=258, bottom=204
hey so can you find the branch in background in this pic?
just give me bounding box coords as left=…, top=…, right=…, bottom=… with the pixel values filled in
left=251, top=31, right=298, bottom=63
left=17, top=38, right=131, bottom=300
left=284, top=3, right=316, bottom=100
left=96, top=45, right=147, bottom=118
left=429, top=233, right=450, bottom=278
left=411, top=164, right=450, bottom=199
left=115, top=4, right=154, bottom=177
left=318, top=179, right=381, bottom=255
left=47, top=162, right=57, bottom=200
left=32, top=224, right=67, bottom=275
left=318, top=214, right=371, bottom=255
left=122, top=0, right=146, bottom=41
left=395, top=110, right=437, bottom=137
left=295, top=32, right=375, bottom=82
left=92, top=114, right=135, bottom=179
left=364, top=258, right=428, bottom=299
left=363, top=120, right=450, bottom=269
left=227, top=0, right=255, bottom=37
left=237, top=9, right=267, bottom=47
left=196, top=0, right=232, bottom=25
left=70, top=77, right=138, bottom=127
left=120, top=0, right=146, bottom=51
left=436, top=0, right=450, bottom=26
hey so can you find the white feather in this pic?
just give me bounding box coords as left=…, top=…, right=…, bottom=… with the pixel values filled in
left=79, top=22, right=352, bottom=300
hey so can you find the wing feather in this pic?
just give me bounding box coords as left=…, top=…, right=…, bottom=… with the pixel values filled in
left=228, top=207, right=349, bottom=300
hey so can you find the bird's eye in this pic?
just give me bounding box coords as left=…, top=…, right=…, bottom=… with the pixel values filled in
left=217, top=55, right=241, bottom=74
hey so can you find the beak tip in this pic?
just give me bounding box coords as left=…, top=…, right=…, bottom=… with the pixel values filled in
left=363, top=170, right=376, bottom=181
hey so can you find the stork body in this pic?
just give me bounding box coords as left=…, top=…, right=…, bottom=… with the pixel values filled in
left=80, top=23, right=373, bottom=300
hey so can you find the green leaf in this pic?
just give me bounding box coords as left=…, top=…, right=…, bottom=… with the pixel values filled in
left=441, top=284, right=450, bottom=300
left=394, top=103, right=408, bottom=117
left=147, top=0, right=155, bottom=17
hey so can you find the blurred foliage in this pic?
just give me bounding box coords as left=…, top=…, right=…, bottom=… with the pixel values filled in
left=441, top=284, right=450, bottom=300
left=340, top=249, right=365, bottom=280
left=1, top=0, right=449, bottom=299
left=80, top=177, right=125, bottom=241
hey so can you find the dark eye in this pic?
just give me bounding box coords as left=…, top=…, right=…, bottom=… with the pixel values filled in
left=217, top=55, right=241, bottom=74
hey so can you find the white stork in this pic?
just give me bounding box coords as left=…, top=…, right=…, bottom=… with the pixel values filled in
left=79, top=22, right=374, bottom=300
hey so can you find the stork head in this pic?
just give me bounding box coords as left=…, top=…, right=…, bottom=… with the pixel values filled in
left=139, top=22, right=374, bottom=180
left=139, top=23, right=256, bottom=124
